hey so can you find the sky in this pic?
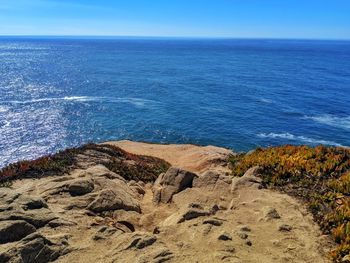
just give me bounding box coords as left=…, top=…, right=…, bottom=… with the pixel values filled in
left=0, top=0, right=349, bottom=39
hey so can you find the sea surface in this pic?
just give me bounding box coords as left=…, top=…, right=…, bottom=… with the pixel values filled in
left=0, top=37, right=350, bottom=167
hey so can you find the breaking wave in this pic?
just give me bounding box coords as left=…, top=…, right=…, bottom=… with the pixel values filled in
left=304, top=114, right=350, bottom=130
left=0, top=105, right=8, bottom=113
left=258, top=132, right=348, bottom=148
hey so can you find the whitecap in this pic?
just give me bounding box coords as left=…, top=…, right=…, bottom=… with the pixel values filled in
left=304, top=114, right=350, bottom=130
left=0, top=105, right=8, bottom=113
left=258, top=132, right=348, bottom=148
left=258, top=98, right=273, bottom=104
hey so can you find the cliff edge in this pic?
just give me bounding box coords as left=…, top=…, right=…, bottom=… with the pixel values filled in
left=0, top=141, right=333, bottom=263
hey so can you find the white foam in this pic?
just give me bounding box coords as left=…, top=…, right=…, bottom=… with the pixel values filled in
left=63, top=96, right=98, bottom=102
left=259, top=98, right=273, bottom=104
left=2, top=96, right=157, bottom=108
left=304, top=114, right=350, bottom=130
left=258, top=132, right=348, bottom=148
left=0, top=106, right=8, bottom=113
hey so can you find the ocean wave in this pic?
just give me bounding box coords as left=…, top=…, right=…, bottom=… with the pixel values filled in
left=304, top=114, right=350, bottom=130
left=258, top=98, right=273, bottom=104
left=0, top=106, right=8, bottom=113
left=1, top=96, right=157, bottom=107
left=258, top=132, right=348, bottom=148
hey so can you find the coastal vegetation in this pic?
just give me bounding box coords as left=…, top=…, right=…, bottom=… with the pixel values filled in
left=0, top=143, right=170, bottom=187
left=230, top=145, right=350, bottom=262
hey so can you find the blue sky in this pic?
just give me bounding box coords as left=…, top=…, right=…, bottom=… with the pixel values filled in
left=0, top=0, right=349, bottom=39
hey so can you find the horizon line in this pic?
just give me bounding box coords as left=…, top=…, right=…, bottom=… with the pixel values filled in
left=0, top=35, right=349, bottom=42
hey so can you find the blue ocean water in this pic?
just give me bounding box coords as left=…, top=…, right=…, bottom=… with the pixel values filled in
left=0, top=37, right=350, bottom=167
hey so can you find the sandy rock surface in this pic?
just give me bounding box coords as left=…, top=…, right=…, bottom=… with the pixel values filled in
left=0, top=141, right=333, bottom=263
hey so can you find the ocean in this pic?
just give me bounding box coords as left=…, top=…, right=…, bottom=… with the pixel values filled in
left=0, top=37, right=349, bottom=167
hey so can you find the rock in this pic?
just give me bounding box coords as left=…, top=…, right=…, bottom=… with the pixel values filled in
left=128, top=181, right=146, bottom=195
left=263, top=206, right=281, bottom=220
left=67, top=179, right=94, bottom=196
left=48, top=219, right=77, bottom=228
left=161, top=206, right=211, bottom=226
left=246, top=240, right=252, bottom=246
left=203, top=218, right=223, bottom=226
left=0, top=220, right=36, bottom=244
left=231, top=166, right=262, bottom=192
left=88, top=188, right=140, bottom=213
left=238, top=225, right=251, bottom=232
left=278, top=224, right=292, bottom=232
left=152, top=167, right=197, bottom=203
left=218, top=232, right=232, bottom=241
left=78, top=164, right=125, bottom=181
left=0, top=191, right=57, bottom=228
left=152, top=248, right=174, bottom=263
left=126, top=234, right=157, bottom=250
left=0, top=233, right=70, bottom=263
left=0, top=208, right=57, bottom=228
left=93, top=226, right=119, bottom=240
left=18, top=196, right=48, bottom=210
left=178, top=208, right=211, bottom=223
left=237, top=232, right=248, bottom=239
left=112, top=210, right=140, bottom=231
left=193, top=170, right=220, bottom=188
left=193, top=170, right=232, bottom=191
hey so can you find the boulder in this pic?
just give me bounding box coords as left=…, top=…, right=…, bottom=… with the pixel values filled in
left=231, top=166, right=262, bottom=192
left=87, top=189, right=140, bottom=213
left=0, top=233, right=70, bottom=263
left=0, top=208, right=57, bottom=228
left=0, top=220, right=36, bottom=244
left=193, top=170, right=231, bottom=190
left=193, top=170, right=220, bottom=189
left=67, top=179, right=94, bottom=196
left=153, top=167, right=197, bottom=203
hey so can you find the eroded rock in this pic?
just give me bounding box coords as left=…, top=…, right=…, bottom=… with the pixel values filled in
left=0, top=233, right=70, bottom=263
left=0, top=220, right=36, bottom=244
left=67, top=179, right=94, bottom=196
left=88, top=189, right=140, bottom=213
left=231, top=166, right=262, bottom=192
left=152, top=167, right=197, bottom=204
left=126, top=234, right=157, bottom=250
